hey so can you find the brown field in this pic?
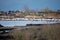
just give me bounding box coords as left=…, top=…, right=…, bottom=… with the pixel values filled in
left=5, top=23, right=60, bottom=40
left=0, top=23, right=60, bottom=40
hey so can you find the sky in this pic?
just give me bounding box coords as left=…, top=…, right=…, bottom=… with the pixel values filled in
left=0, top=0, right=60, bottom=11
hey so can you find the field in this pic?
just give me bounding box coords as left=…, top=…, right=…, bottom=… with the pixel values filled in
left=1, top=23, right=59, bottom=40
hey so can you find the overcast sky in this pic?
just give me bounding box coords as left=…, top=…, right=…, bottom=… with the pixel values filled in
left=0, top=0, right=60, bottom=11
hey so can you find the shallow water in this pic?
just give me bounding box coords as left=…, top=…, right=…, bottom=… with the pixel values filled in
left=0, top=19, right=60, bottom=27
